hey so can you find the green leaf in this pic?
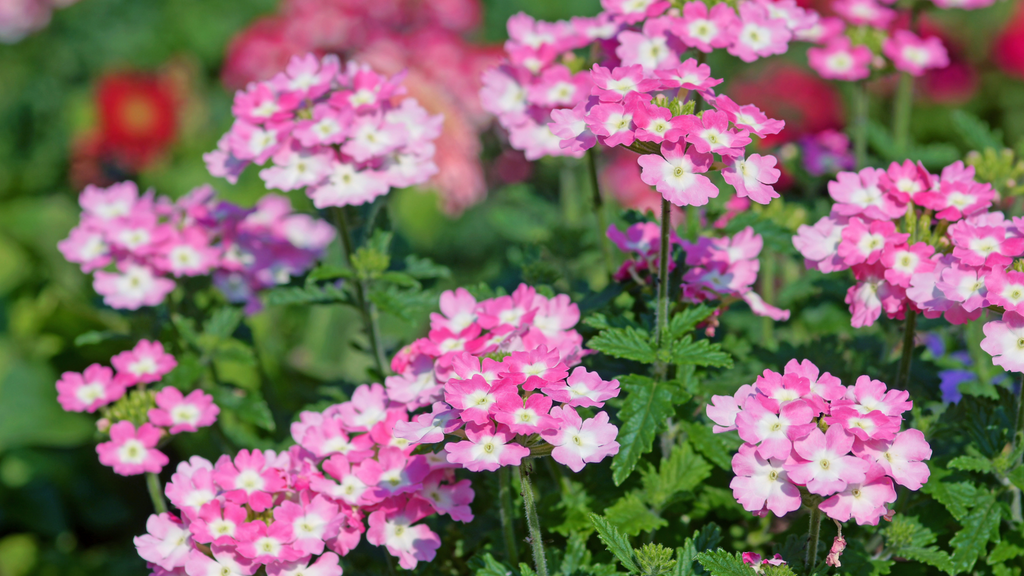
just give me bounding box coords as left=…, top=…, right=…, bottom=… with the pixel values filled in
left=588, top=327, right=656, bottom=364
left=262, top=285, right=349, bottom=306
left=669, top=307, right=715, bottom=340
left=560, top=532, right=590, bottom=576
left=612, top=375, right=677, bottom=485
left=591, top=514, right=639, bottom=573
left=73, top=330, right=127, bottom=347
left=203, top=307, right=244, bottom=339
left=948, top=455, right=992, bottom=474
left=211, top=338, right=257, bottom=367
left=306, top=264, right=352, bottom=283
left=402, top=255, right=451, bottom=279
left=695, top=549, right=755, bottom=576
left=948, top=492, right=1001, bottom=574
left=680, top=421, right=739, bottom=471
left=161, top=353, right=203, bottom=391
left=553, top=479, right=596, bottom=536
left=674, top=524, right=722, bottom=576
left=213, top=386, right=276, bottom=432
left=899, top=548, right=953, bottom=575
left=519, top=564, right=538, bottom=576
left=1008, top=466, right=1024, bottom=491
left=989, top=530, right=1024, bottom=564
left=951, top=109, right=1004, bottom=151
left=921, top=479, right=978, bottom=521
left=378, top=271, right=421, bottom=289
left=171, top=313, right=202, bottom=349
left=604, top=493, right=667, bottom=536
left=471, top=553, right=519, bottom=576
left=668, top=336, right=732, bottom=368
left=636, top=543, right=677, bottom=576
left=640, top=441, right=712, bottom=511
left=882, top=515, right=936, bottom=550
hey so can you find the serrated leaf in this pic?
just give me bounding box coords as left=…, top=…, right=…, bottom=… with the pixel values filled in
left=591, top=514, right=639, bottom=573
left=951, top=109, right=1004, bottom=151
left=1008, top=466, right=1024, bottom=491
left=612, top=375, right=677, bottom=484
left=472, top=553, right=519, bottom=576
left=882, top=515, right=936, bottom=550
left=403, top=255, right=451, bottom=279
left=306, top=264, right=352, bottom=283
left=668, top=336, right=732, bottom=368
left=161, top=353, right=203, bottom=391
left=378, top=271, right=421, bottom=288
left=680, top=420, right=739, bottom=470
left=213, top=386, right=276, bottom=432
left=674, top=525, right=722, bottom=576
left=204, top=307, right=244, bottom=339
left=669, top=307, right=715, bottom=340
left=640, top=442, right=712, bottom=511
left=948, top=455, right=992, bottom=473
left=560, top=532, right=590, bottom=576
left=989, top=531, right=1024, bottom=565
left=696, top=549, right=754, bottom=576
left=899, top=547, right=953, bottom=575
left=589, top=327, right=656, bottom=363
left=171, top=313, right=201, bottom=348
left=519, top=564, right=538, bottom=576
left=604, top=494, right=667, bottom=536
left=553, top=479, right=596, bottom=537
left=948, top=492, right=1001, bottom=574
left=212, top=339, right=257, bottom=367
left=921, top=480, right=978, bottom=521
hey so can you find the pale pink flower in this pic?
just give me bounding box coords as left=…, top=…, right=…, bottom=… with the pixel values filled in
left=312, top=455, right=376, bottom=507
left=366, top=498, right=441, bottom=570
left=735, top=397, right=816, bottom=461
left=79, top=181, right=139, bottom=220
left=96, top=421, right=169, bottom=476
left=134, top=513, right=191, bottom=571
left=543, top=366, right=620, bottom=407
left=655, top=59, right=723, bottom=91
left=549, top=102, right=597, bottom=154
left=55, top=364, right=124, bottom=413
left=58, top=226, right=111, bottom=272
left=854, top=429, right=932, bottom=490
left=542, top=406, right=620, bottom=472
left=601, top=0, right=670, bottom=23
left=272, top=493, right=340, bottom=556
left=148, top=388, right=219, bottom=434
left=266, top=552, right=343, bottom=576
left=680, top=110, right=752, bottom=157
left=722, top=153, right=781, bottom=205
left=234, top=519, right=303, bottom=565
left=808, top=37, right=873, bottom=81
left=728, top=2, right=792, bottom=63
left=829, top=168, right=906, bottom=220
left=729, top=443, right=802, bottom=516
left=164, top=457, right=216, bottom=518
left=937, top=263, right=989, bottom=312
left=671, top=2, right=738, bottom=52
left=394, top=403, right=462, bottom=444
left=785, top=426, right=869, bottom=496
left=712, top=95, right=785, bottom=138
left=586, top=101, right=636, bottom=147
left=430, top=288, right=479, bottom=333
left=880, top=242, right=936, bottom=288
left=794, top=16, right=845, bottom=44
left=616, top=19, right=678, bottom=72
left=590, top=64, right=662, bottom=102
left=445, top=422, right=529, bottom=472
left=212, top=449, right=286, bottom=512
left=883, top=30, right=949, bottom=76
left=819, top=467, right=896, bottom=525
left=986, top=269, right=1024, bottom=314
left=706, top=385, right=756, bottom=433
left=111, top=340, right=178, bottom=385
left=980, top=311, right=1024, bottom=372
left=793, top=216, right=849, bottom=274
left=833, top=0, right=896, bottom=26
left=637, top=141, right=717, bottom=207
left=93, top=264, right=176, bottom=310
left=334, top=383, right=390, bottom=432
left=259, top=145, right=334, bottom=192
left=415, top=472, right=475, bottom=522
left=307, top=163, right=390, bottom=209
left=184, top=544, right=257, bottom=576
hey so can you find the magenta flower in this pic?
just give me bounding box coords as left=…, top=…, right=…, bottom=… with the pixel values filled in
left=729, top=443, right=802, bottom=516
left=234, top=518, right=303, bottom=565
left=585, top=101, right=636, bottom=147
left=883, top=30, right=949, bottom=76
left=670, top=1, right=738, bottom=52
left=981, top=311, right=1024, bottom=372
left=444, top=375, right=517, bottom=425
left=494, top=393, right=557, bottom=435
left=832, top=0, right=896, bottom=27
left=713, top=95, right=785, bottom=138
left=916, top=179, right=996, bottom=221
left=311, top=455, right=376, bottom=507
left=808, top=37, right=873, bottom=81
left=541, top=406, right=620, bottom=472
left=164, top=457, right=217, bottom=519
left=111, top=339, right=178, bottom=385
left=949, top=223, right=1024, bottom=268
left=189, top=500, right=248, bottom=545
left=184, top=544, right=257, bottom=576
left=880, top=242, right=936, bottom=288
left=543, top=366, right=620, bottom=407
left=134, top=513, right=191, bottom=571
left=854, top=429, right=932, bottom=490
left=445, top=422, right=529, bottom=472
left=879, top=160, right=931, bottom=203
left=838, top=218, right=908, bottom=266
left=55, top=364, right=124, bottom=413
left=655, top=58, right=722, bottom=91
left=680, top=110, right=752, bottom=157
left=266, top=552, right=343, bottom=576
left=272, top=493, right=341, bottom=556
left=828, top=168, right=906, bottom=220
left=366, top=498, right=441, bottom=570
left=212, top=449, right=287, bottom=512
left=148, top=387, right=219, bottom=434
left=93, top=263, right=176, bottom=310
left=986, top=269, right=1024, bottom=314
left=818, top=468, right=896, bottom=525
left=96, top=421, right=169, bottom=476
left=590, top=64, right=662, bottom=102
left=630, top=99, right=687, bottom=143
left=728, top=2, right=792, bottom=63
left=722, top=153, right=781, bottom=205
left=637, top=141, right=717, bottom=207
left=616, top=19, right=678, bottom=72
left=786, top=426, right=869, bottom=496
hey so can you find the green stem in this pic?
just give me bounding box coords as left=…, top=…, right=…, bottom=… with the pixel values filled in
left=588, top=148, right=615, bottom=278
left=519, top=465, right=549, bottom=576
left=146, top=472, right=167, bottom=514
left=892, top=72, right=914, bottom=158
left=1011, top=374, right=1024, bottom=522
left=896, top=310, right=917, bottom=390
left=853, top=82, right=869, bottom=169
left=330, top=207, right=388, bottom=378
left=760, top=252, right=777, bottom=350
left=805, top=505, right=823, bottom=573
left=499, top=466, right=520, bottom=566
left=655, top=197, right=672, bottom=379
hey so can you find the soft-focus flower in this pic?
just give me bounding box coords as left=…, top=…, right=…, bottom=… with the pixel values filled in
left=96, top=421, right=169, bottom=476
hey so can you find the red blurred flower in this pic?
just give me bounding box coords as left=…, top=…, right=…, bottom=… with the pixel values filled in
left=993, top=3, right=1024, bottom=79
left=728, top=63, right=845, bottom=146
left=96, top=73, right=177, bottom=167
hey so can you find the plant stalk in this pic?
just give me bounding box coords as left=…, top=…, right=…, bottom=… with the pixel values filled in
left=519, top=465, right=549, bottom=576
left=498, top=466, right=520, bottom=566
left=146, top=471, right=167, bottom=514
left=330, top=206, right=388, bottom=378
left=588, top=148, right=615, bottom=278
left=892, top=72, right=914, bottom=158
left=1011, top=373, right=1024, bottom=522
left=655, top=197, right=672, bottom=379
left=896, top=310, right=917, bottom=390
left=853, top=82, right=869, bottom=169
left=805, top=505, right=823, bottom=574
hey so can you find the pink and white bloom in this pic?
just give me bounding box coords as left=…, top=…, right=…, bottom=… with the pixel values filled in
left=722, top=154, right=781, bottom=205
left=986, top=269, right=1024, bottom=314
left=148, top=388, right=219, bottom=434
left=266, top=553, right=343, bottom=576
left=273, top=494, right=340, bottom=556
left=981, top=311, right=1024, bottom=372
left=735, top=397, right=816, bottom=461
left=111, top=339, right=177, bottom=385
left=819, top=468, right=897, bottom=525
left=883, top=30, right=949, bottom=76
left=671, top=2, right=738, bottom=52
left=93, top=264, right=176, bottom=310
left=541, top=407, right=620, bottom=472
left=55, top=364, right=124, bottom=413
left=838, top=219, right=908, bottom=266
left=637, top=141, right=717, bottom=207
left=189, top=501, right=248, bottom=545
left=728, top=2, right=792, bottom=63
left=785, top=426, right=869, bottom=496
left=808, top=37, right=873, bottom=81
left=366, top=498, right=441, bottom=570
left=586, top=102, right=636, bottom=147
left=212, top=449, right=286, bottom=512
left=832, top=0, right=896, bottom=27
left=729, top=443, right=802, bottom=516
left=184, top=544, right=257, bottom=576
left=96, top=421, right=169, bottom=476
left=680, top=110, right=752, bottom=157
left=706, top=385, right=756, bottom=433
left=793, top=217, right=849, bottom=274
left=880, top=243, right=936, bottom=288
left=543, top=366, right=620, bottom=407
left=854, top=429, right=931, bottom=490
left=134, top=513, right=191, bottom=571
left=494, top=393, right=557, bottom=435
left=445, top=422, right=529, bottom=472
left=828, top=168, right=906, bottom=220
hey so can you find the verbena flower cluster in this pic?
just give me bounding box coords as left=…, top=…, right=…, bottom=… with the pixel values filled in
left=608, top=223, right=790, bottom=323
left=707, top=359, right=931, bottom=525
left=55, top=339, right=219, bottom=477
left=385, top=285, right=621, bottom=473
left=58, top=181, right=334, bottom=313
left=205, top=53, right=442, bottom=209
left=793, top=159, right=1004, bottom=329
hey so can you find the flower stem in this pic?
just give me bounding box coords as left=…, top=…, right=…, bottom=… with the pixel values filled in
left=330, top=206, right=388, bottom=378
left=896, top=310, right=917, bottom=390
left=655, top=197, right=672, bottom=379
left=588, top=148, right=615, bottom=278
left=853, top=82, right=869, bottom=169
left=1011, top=373, right=1024, bottom=522
left=146, top=471, right=167, bottom=514
left=519, top=464, right=549, bottom=576
left=499, top=466, right=520, bottom=566
left=892, top=72, right=914, bottom=158
left=805, top=505, right=823, bottom=574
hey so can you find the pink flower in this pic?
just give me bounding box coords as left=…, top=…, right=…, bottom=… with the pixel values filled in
left=590, top=64, right=662, bottom=102
left=819, top=468, right=897, bottom=525
left=266, top=552, right=343, bottom=576
left=986, top=269, right=1024, bottom=314
left=916, top=179, right=995, bottom=221
left=706, top=385, right=756, bottom=433
left=58, top=225, right=111, bottom=272
left=55, top=364, right=124, bottom=413
left=586, top=101, right=636, bottom=147
left=680, top=110, right=752, bottom=157
left=184, top=544, right=257, bottom=576
left=549, top=102, right=597, bottom=154
left=880, top=242, right=936, bottom=288
left=616, top=19, right=678, bottom=72
left=445, top=422, right=529, bottom=472
left=728, top=3, right=792, bottom=63
left=883, top=30, right=949, bottom=76
left=429, top=288, right=479, bottom=333
left=159, top=229, right=221, bottom=278
left=307, top=163, right=390, bottom=209
left=494, top=392, right=557, bottom=435
left=259, top=145, right=334, bottom=192
left=393, top=402, right=462, bottom=444
left=189, top=501, right=248, bottom=545
left=272, top=493, right=340, bottom=556
left=148, top=388, right=219, bottom=434
left=502, top=347, right=568, bottom=390
left=655, top=59, right=723, bottom=92
left=833, top=0, right=896, bottom=27
left=111, top=340, right=178, bottom=385
left=854, top=429, right=932, bottom=490
left=541, top=406, right=619, bottom=472
left=735, top=397, right=816, bottom=461
left=212, top=449, right=286, bottom=512
left=312, top=455, right=376, bottom=507
left=96, top=421, right=169, bottom=476
left=879, top=160, right=931, bottom=203
left=722, top=154, right=781, bottom=205
left=630, top=99, right=687, bottom=143
left=601, top=0, right=670, bottom=23
left=444, top=375, right=518, bottom=425
left=785, top=426, right=869, bottom=496
left=543, top=366, right=620, bottom=407
left=712, top=95, right=785, bottom=139
left=366, top=498, right=441, bottom=570
left=808, top=37, right=873, bottom=81
left=937, top=263, right=989, bottom=312
left=334, top=383, right=390, bottom=432
left=415, top=472, right=475, bottom=522
left=93, top=264, right=176, bottom=310
left=235, top=519, right=303, bottom=565
left=134, top=513, right=191, bottom=571
left=828, top=168, right=906, bottom=220
left=360, top=448, right=430, bottom=499
left=637, top=141, right=717, bottom=207
left=729, top=443, right=802, bottom=516
left=794, top=16, right=845, bottom=44
left=164, top=457, right=217, bottom=518
left=793, top=216, right=849, bottom=274
left=671, top=2, right=738, bottom=52
left=950, top=224, right=1024, bottom=268
left=981, top=311, right=1024, bottom=372
left=838, top=219, right=908, bottom=266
